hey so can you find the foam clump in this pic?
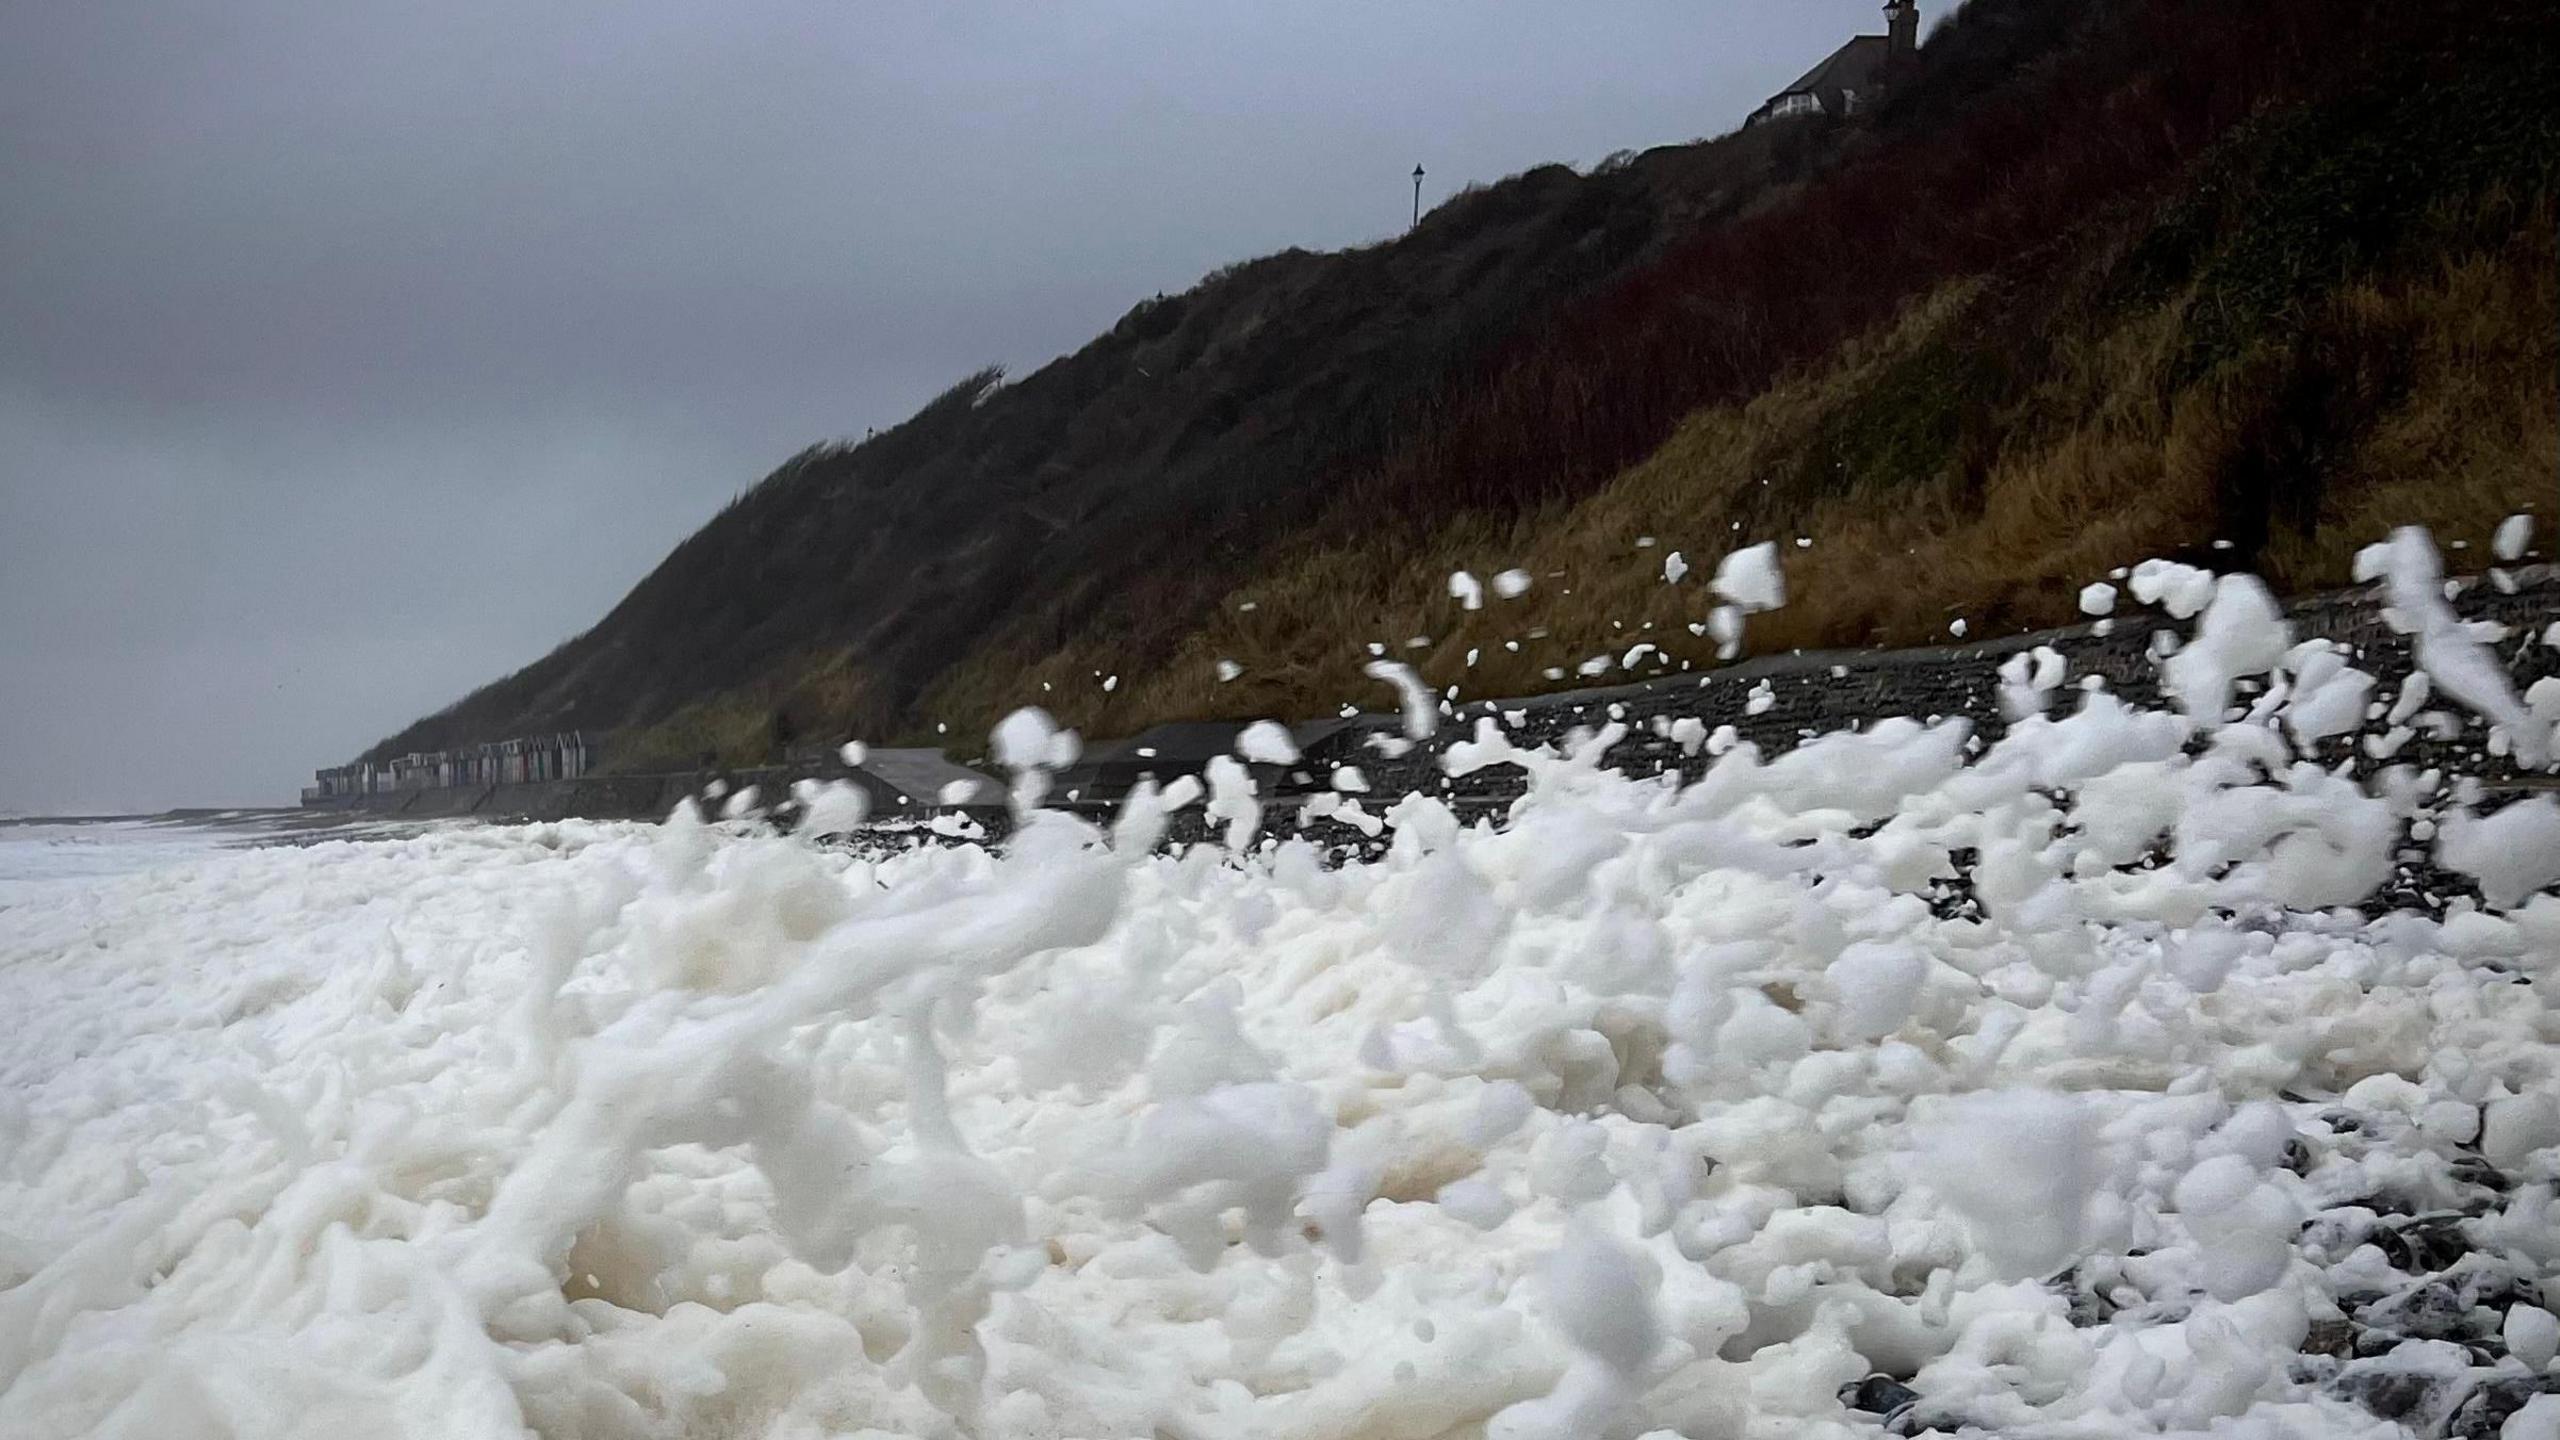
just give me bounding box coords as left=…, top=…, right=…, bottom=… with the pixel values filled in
left=2163, top=573, right=2290, bottom=720
left=1363, top=658, right=1439, bottom=740
left=1910, top=1090, right=2102, bottom=1280
left=1488, top=1224, right=1662, bottom=1439
left=2440, top=797, right=2560, bottom=910
left=1235, top=719, right=1300, bottom=765
left=1711, top=540, right=1785, bottom=612
left=2495, top=513, right=2534, bottom=563
left=2131, top=557, right=2218, bottom=618
left=2171, top=1153, right=2303, bottom=1301
left=2, top=525, right=2555, bottom=1439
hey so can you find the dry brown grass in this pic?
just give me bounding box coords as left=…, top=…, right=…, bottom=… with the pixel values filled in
left=2257, top=206, right=2559, bottom=585
left=898, top=201, right=2554, bottom=747
left=606, top=647, right=887, bottom=771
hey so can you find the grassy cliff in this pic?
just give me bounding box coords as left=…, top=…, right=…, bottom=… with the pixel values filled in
left=365, top=0, right=2556, bottom=770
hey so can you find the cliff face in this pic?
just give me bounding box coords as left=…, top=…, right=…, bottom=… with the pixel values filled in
left=368, top=0, right=2556, bottom=770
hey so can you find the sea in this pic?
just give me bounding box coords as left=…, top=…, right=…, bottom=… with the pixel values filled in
left=0, top=811, right=442, bottom=901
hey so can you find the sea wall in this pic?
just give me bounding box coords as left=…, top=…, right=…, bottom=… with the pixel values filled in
left=1269, top=564, right=2560, bottom=848
left=304, top=764, right=856, bottom=825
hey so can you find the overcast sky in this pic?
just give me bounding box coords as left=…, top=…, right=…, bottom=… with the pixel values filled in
left=2, top=0, right=1899, bottom=813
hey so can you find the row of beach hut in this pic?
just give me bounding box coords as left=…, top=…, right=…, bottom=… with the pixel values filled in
left=308, top=732, right=599, bottom=800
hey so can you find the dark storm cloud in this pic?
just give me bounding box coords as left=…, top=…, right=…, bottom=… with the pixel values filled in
left=0, top=0, right=1892, bottom=811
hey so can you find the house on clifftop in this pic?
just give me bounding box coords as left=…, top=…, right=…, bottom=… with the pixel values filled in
left=1748, top=0, right=1919, bottom=125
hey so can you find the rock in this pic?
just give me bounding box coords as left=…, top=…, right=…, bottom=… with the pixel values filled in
left=2338, top=1365, right=2450, bottom=1421
left=2337, top=1340, right=2490, bottom=1431
left=1840, top=1374, right=1919, bottom=1418
left=2447, top=1374, right=2560, bottom=1439
left=2449, top=1153, right=2514, bottom=1193
left=2372, top=1212, right=2478, bottom=1276
left=2359, top=1281, right=2479, bottom=1345
left=1888, top=1409, right=1977, bottom=1438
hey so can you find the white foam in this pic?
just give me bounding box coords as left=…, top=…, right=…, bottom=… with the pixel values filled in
left=1236, top=720, right=1300, bottom=766
left=2508, top=1305, right=2560, bottom=1371
left=3, top=526, right=2553, bottom=1439
left=1710, top=542, right=1784, bottom=612
left=2161, top=573, right=2290, bottom=722
left=2131, top=558, right=2217, bottom=619
left=1363, top=659, right=1440, bottom=741
left=2370, top=526, right=2553, bottom=768
left=2495, top=513, right=2534, bottom=563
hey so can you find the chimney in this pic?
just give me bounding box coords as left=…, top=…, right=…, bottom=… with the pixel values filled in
left=1885, top=0, right=1918, bottom=58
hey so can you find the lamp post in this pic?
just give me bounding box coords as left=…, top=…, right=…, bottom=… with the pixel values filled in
left=1411, top=164, right=1425, bottom=230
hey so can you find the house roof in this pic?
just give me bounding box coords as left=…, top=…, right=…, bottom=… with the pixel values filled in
left=1775, top=33, right=1891, bottom=101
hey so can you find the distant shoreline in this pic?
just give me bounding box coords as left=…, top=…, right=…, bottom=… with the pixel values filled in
left=0, top=808, right=437, bottom=847
left=0, top=807, right=297, bottom=829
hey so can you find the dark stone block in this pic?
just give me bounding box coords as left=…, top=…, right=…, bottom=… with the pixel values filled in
left=2357, top=1280, right=2473, bottom=1342
left=1888, top=1409, right=1983, bottom=1438
left=2371, top=1213, right=2474, bottom=1275
left=1841, top=1374, right=1920, bottom=1418
left=2335, top=1366, right=2453, bottom=1421
left=2450, top=1374, right=2560, bottom=1439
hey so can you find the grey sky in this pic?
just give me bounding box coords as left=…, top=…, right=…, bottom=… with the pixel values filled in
left=2, top=0, right=1898, bottom=812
